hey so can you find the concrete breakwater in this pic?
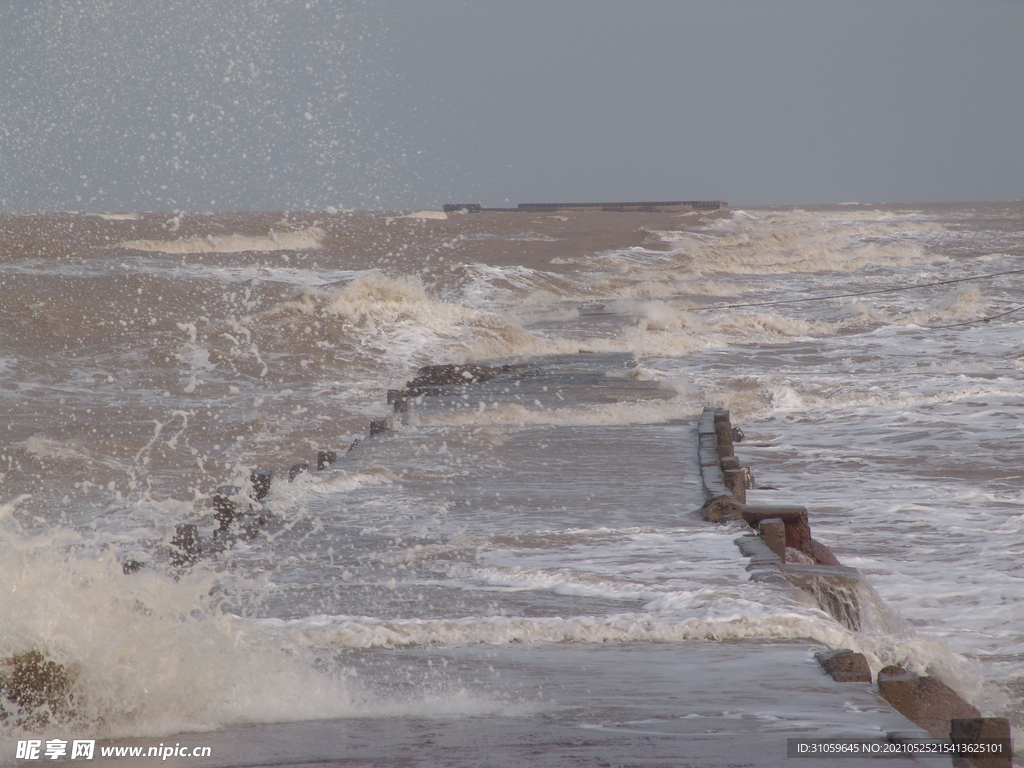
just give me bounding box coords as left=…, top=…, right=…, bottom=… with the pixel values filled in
left=159, top=363, right=537, bottom=572
left=354, top=375, right=1012, bottom=761
left=1, top=361, right=1010, bottom=765
left=698, top=406, right=1010, bottom=762
left=443, top=200, right=727, bottom=213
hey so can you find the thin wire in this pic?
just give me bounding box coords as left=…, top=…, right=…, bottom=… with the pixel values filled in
left=929, top=304, right=1024, bottom=330
left=690, top=266, right=1024, bottom=311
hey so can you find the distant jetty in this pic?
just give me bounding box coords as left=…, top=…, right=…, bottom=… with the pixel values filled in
left=443, top=200, right=727, bottom=214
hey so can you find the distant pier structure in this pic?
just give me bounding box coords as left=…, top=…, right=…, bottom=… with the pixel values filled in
left=444, top=200, right=726, bottom=214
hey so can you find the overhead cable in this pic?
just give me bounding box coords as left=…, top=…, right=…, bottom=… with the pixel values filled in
left=930, top=304, right=1024, bottom=330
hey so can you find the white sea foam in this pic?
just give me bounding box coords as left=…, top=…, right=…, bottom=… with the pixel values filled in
left=267, top=610, right=855, bottom=650
left=259, top=271, right=575, bottom=371
left=657, top=208, right=940, bottom=275
left=270, top=603, right=982, bottom=698
left=0, top=525, right=547, bottom=739
left=402, top=210, right=448, bottom=220
left=119, top=228, right=324, bottom=253
left=0, top=536, right=346, bottom=737
left=459, top=264, right=575, bottom=309
left=24, top=435, right=97, bottom=466
left=190, top=264, right=371, bottom=286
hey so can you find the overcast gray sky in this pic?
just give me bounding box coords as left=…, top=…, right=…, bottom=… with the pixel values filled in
left=2, top=0, right=1022, bottom=211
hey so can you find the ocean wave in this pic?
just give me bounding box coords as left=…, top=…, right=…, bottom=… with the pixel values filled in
left=119, top=227, right=324, bottom=253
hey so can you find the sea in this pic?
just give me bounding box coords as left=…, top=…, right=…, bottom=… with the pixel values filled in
left=1, top=202, right=1022, bottom=766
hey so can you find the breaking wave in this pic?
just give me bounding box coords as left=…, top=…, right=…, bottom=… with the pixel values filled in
left=120, top=228, right=324, bottom=253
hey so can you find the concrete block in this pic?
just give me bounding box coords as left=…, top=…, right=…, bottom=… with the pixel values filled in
left=369, top=417, right=392, bottom=436
left=170, top=523, right=201, bottom=567
left=701, top=495, right=744, bottom=522
left=877, top=665, right=981, bottom=740
left=807, top=538, right=842, bottom=566
left=815, top=649, right=871, bottom=683
left=288, top=462, right=309, bottom=482
left=724, top=468, right=747, bottom=502
left=758, top=518, right=786, bottom=560
left=714, top=410, right=734, bottom=459
left=250, top=470, right=272, bottom=501
left=317, top=450, right=337, bottom=471
left=739, top=505, right=811, bottom=553
left=0, top=651, right=75, bottom=726
left=213, top=485, right=240, bottom=531
left=388, top=389, right=411, bottom=414
left=881, top=669, right=917, bottom=727
left=950, top=718, right=1011, bottom=767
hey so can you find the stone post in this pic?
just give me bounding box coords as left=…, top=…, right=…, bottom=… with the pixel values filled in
left=317, top=451, right=337, bottom=471
left=758, top=518, right=786, bottom=560
left=250, top=470, right=272, bottom=501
